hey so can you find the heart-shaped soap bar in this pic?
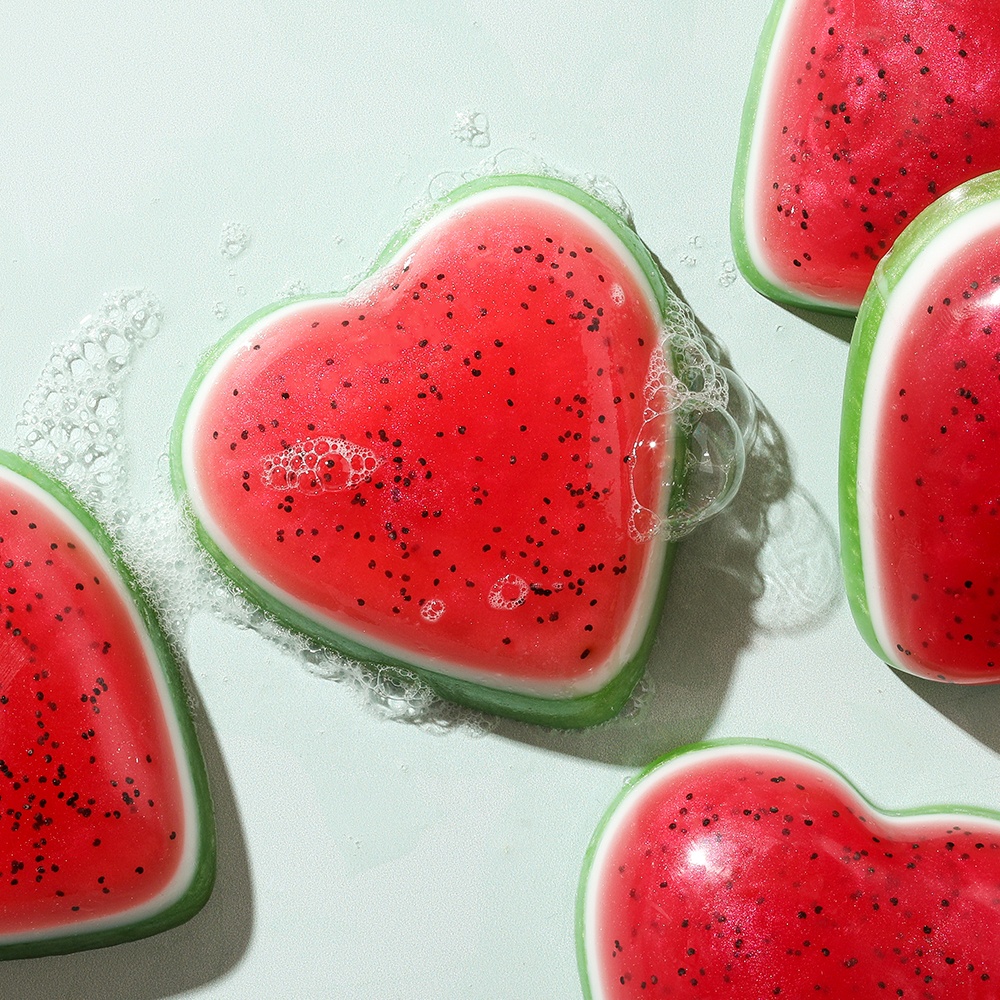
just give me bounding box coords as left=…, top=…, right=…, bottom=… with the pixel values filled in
left=578, top=740, right=1000, bottom=998
left=172, top=174, right=685, bottom=726
left=0, top=452, right=214, bottom=959
left=842, top=170, right=1000, bottom=682
left=732, top=1, right=1000, bottom=313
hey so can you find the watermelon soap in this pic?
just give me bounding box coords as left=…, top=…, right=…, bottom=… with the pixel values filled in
left=842, top=170, right=1000, bottom=683
left=578, top=739, right=1000, bottom=998
left=0, top=451, right=214, bottom=958
left=732, top=1, right=1000, bottom=313
left=171, top=174, right=743, bottom=727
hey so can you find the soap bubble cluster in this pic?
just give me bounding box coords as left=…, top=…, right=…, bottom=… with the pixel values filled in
left=718, top=259, right=739, bottom=288
left=277, top=278, right=310, bottom=299
left=418, top=149, right=635, bottom=238
left=488, top=573, right=530, bottom=611
left=16, top=290, right=162, bottom=517
left=219, top=221, right=251, bottom=259
left=261, top=437, right=380, bottom=493
left=451, top=110, right=491, bottom=148
left=420, top=598, right=446, bottom=622
left=626, top=288, right=747, bottom=543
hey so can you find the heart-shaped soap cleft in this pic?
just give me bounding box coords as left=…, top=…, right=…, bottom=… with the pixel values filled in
left=171, top=173, right=747, bottom=726
left=578, top=740, right=1000, bottom=998
left=0, top=451, right=215, bottom=959
left=732, top=1, right=1000, bottom=313
left=842, top=170, right=1000, bottom=683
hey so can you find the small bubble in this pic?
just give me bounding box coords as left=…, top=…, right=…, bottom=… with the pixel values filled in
left=277, top=279, right=309, bottom=299
left=488, top=573, right=529, bottom=610
left=420, top=599, right=446, bottom=622
left=212, top=301, right=228, bottom=321
left=680, top=253, right=697, bottom=268
left=718, top=259, right=738, bottom=288
left=451, top=110, right=491, bottom=148
left=689, top=235, right=703, bottom=248
left=578, top=174, right=632, bottom=221
left=15, top=289, right=162, bottom=513
left=220, top=222, right=251, bottom=260
left=236, top=285, right=247, bottom=297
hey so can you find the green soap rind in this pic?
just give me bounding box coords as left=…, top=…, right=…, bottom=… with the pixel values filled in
left=0, top=450, right=216, bottom=960
left=730, top=0, right=861, bottom=318
left=170, top=172, right=683, bottom=729
left=575, top=736, right=1000, bottom=999
left=839, top=171, right=1000, bottom=671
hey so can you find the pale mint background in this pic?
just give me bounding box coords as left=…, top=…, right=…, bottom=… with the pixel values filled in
left=4, top=3, right=1000, bottom=998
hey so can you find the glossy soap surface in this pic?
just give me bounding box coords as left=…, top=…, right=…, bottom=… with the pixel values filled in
left=862, top=216, right=1000, bottom=681
left=579, top=743, right=1000, bottom=998
left=0, top=456, right=209, bottom=956
left=176, top=179, right=675, bottom=719
left=737, top=0, right=1000, bottom=312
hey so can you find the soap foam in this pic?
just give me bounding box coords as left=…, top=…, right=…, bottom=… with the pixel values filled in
left=451, top=110, right=491, bottom=149
left=627, top=307, right=733, bottom=544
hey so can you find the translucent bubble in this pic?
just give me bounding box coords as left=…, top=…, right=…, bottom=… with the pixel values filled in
left=277, top=279, right=309, bottom=299
left=624, top=290, right=752, bottom=543
left=220, top=221, right=251, bottom=259
left=451, top=110, right=491, bottom=148
left=261, top=437, right=380, bottom=493
left=488, top=573, right=529, bottom=610
left=16, top=289, right=162, bottom=514
left=212, top=300, right=229, bottom=321
left=718, top=259, right=739, bottom=288
left=577, top=173, right=633, bottom=224
left=420, top=599, right=446, bottom=622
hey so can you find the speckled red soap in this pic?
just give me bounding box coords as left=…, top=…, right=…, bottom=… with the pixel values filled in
left=733, top=0, right=1000, bottom=313
left=578, top=741, right=1000, bottom=998
left=0, top=452, right=214, bottom=959
left=841, top=171, right=1000, bottom=683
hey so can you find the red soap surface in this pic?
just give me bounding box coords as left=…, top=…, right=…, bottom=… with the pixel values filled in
left=582, top=745, right=1000, bottom=998
left=0, top=472, right=189, bottom=937
left=745, top=1, right=1000, bottom=310
left=867, top=225, right=1000, bottom=680
left=183, top=189, right=670, bottom=689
